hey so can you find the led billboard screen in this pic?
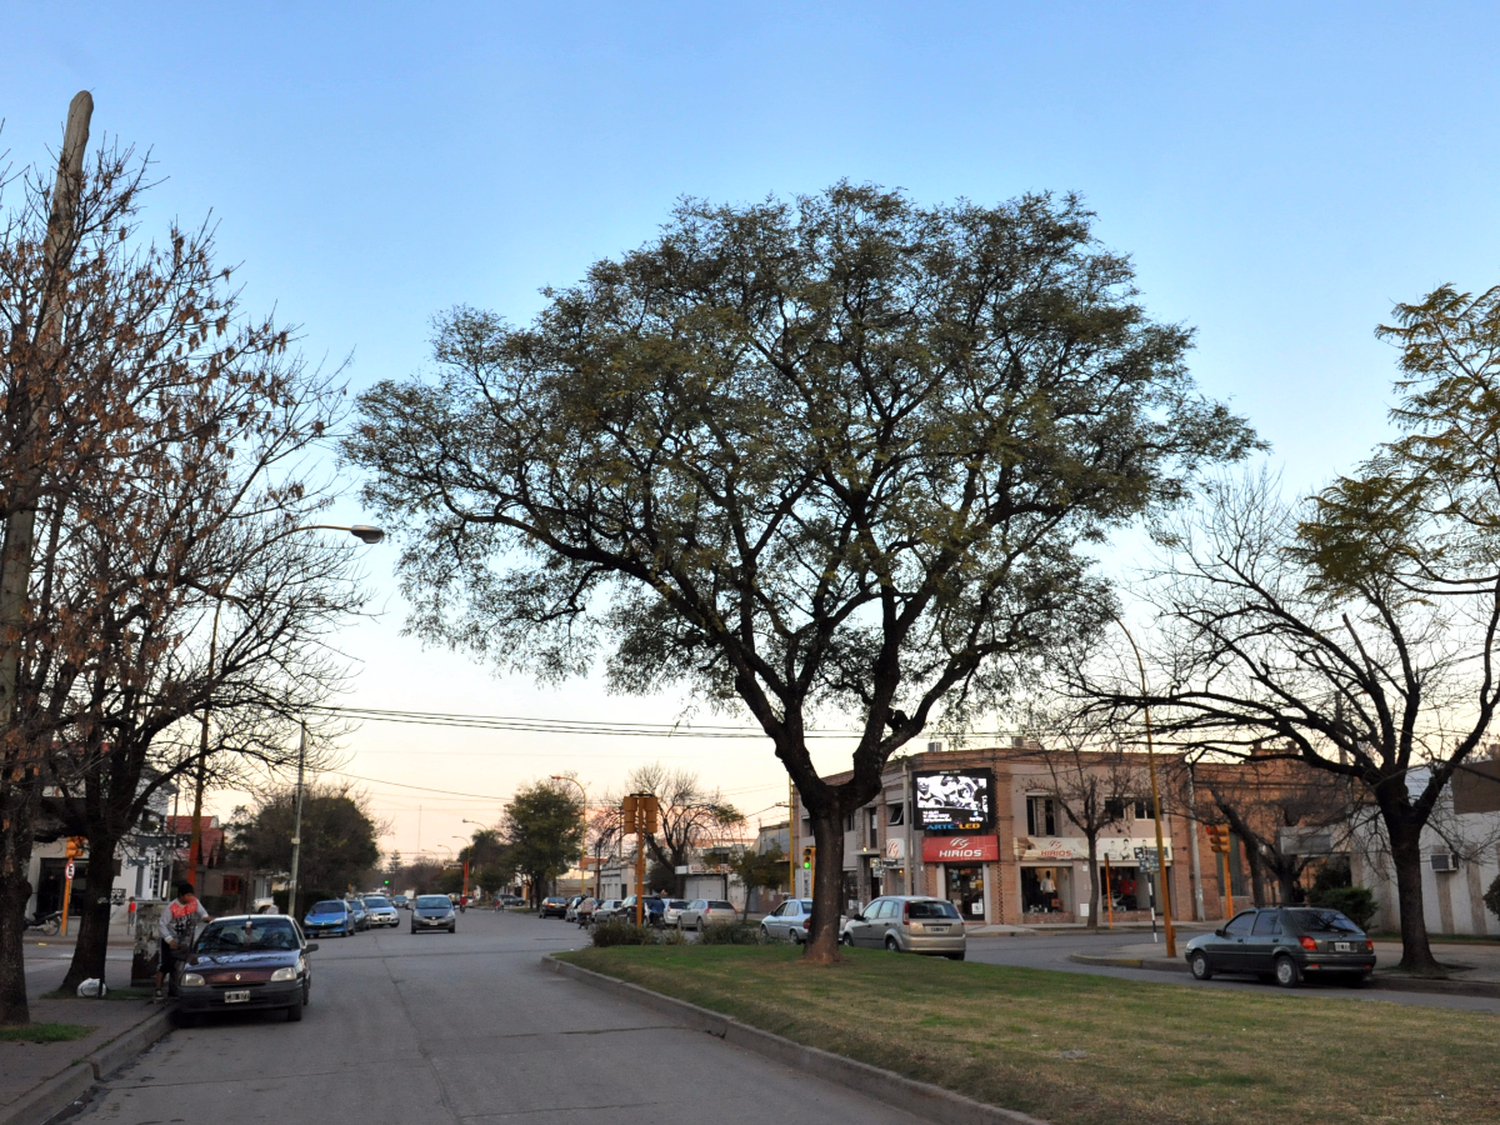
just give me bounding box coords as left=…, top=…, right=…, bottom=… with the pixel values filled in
left=913, top=769, right=995, bottom=833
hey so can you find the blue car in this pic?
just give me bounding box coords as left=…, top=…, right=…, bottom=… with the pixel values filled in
left=303, top=899, right=355, bottom=938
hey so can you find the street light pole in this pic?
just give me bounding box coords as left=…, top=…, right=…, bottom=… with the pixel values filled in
left=190, top=523, right=382, bottom=912
left=550, top=776, right=587, bottom=898
left=1114, top=616, right=1177, bottom=959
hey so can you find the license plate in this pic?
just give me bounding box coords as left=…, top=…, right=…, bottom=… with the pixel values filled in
left=1334, top=941, right=1352, bottom=952
left=928, top=926, right=949, bottom=932
left=224, top=990, right=251, bottom=1004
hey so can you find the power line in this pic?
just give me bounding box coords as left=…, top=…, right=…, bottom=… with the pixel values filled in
left=310, top=704, right=857, bottom=739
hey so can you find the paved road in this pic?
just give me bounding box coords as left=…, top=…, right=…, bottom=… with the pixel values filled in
left=69, top=909, right=929, bottom=1125
left=966, top=929, right=1500, bottom=1013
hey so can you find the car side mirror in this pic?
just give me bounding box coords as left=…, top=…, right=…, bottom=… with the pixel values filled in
left=305, top=942, right=319, bottom=953
left=1214, top=928, right=1226, bottom=938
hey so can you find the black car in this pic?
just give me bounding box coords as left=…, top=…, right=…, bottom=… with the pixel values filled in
left=615, top=895, right=666, bottom=926
left=539, top=896, right=569, bottom=918
left=173, top=914, right=315, bottom=1023
left=1184, top=906, right=1376, bottom=987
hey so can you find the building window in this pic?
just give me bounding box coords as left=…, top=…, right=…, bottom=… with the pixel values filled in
left=1026, top=796, right=1056, bottom=836
left=888, top=803, right=904, bottom=826
left=222, top=875, right=243, bottom=895
left=1105, top=797, right=1151, bottom=820
left=867, top=809, right=879, bottom=849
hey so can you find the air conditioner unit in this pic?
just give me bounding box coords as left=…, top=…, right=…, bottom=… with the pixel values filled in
left=1429, top=852, right=1460, bottom=873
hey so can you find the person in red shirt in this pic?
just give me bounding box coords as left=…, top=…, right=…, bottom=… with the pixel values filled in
left=155, top=882, right=210, bottom=1001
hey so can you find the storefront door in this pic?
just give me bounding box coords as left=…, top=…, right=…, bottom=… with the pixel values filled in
left=945, top=865, right=986, bottom=920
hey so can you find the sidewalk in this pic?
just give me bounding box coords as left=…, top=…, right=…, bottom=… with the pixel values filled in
left=1069, top=938, right=1500, bottom=997
left=0, top=924, right=171, bottom=1125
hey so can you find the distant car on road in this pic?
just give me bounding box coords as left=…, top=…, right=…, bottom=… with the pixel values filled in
left=539, top=896, right=569, bottom=918
left=411, top=894, right=457, bottom=934
left=760, top=899, right=816, bottom=944
left=173, top=914, right=315, bottom=1024
left=360, top=895, right=400, bottom=927
left=303, top=899, right=356, bottom=939
left=1184, top=906, right=1376, bottom=987
left=676, top=899, right=738, bottom=930
left=345, top=897, right=370, bottom=932
left=840, top=896, right=965, bottom=960
left=391, top=894, right=410, bottom=910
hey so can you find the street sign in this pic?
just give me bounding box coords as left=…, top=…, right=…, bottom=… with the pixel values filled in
left=1133, top=846, right=1160, bottom=873
left=64, top=861, right=75, bottom=880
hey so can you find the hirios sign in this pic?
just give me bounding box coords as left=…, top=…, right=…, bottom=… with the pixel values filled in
left=922, top=835, right=1000, bottom=863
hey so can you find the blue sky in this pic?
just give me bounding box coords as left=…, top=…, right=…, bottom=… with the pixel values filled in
left=8, top=3, right=1500, bottom=856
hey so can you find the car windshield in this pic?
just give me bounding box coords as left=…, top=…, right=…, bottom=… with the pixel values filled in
left=907, top=901, right=962, bottom=919
left=196, top=919, right=300, bottom=952
left=363, top=896, right=391, bottom=908
left=1288, top=909, right=1361, bottom=934
left=415, top=896, right=451, bottom=909
left=309, top=901, right=345, bottom=914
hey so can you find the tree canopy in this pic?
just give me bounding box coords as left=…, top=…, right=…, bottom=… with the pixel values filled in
left=346, top=184, right=1257, bottom=959
left=230, top=783, right=381, bottom=913
left=499, top=781, right=583, bottom=904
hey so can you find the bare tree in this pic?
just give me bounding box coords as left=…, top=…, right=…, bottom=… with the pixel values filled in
left=624, top=763, right=743, bottom=896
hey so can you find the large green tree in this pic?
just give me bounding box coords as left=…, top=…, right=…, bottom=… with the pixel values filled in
left=230, top=783, right=381, bottom=915
left=345, top=185, right=1256, bottom=960
left=500, top=781, right=583, bottom=905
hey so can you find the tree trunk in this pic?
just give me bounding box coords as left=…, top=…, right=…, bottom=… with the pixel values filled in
left=1385, top=810, right=1441, bottom=974
left=0, top=782, right=39, bottom=1024
left=802, top=805, right=844, bottom=965
left=1246, top=844, right=1267, bottom=907
left=1084, top=841, right=1100, bottom=931
left=60, top=828, right=119, bottom=991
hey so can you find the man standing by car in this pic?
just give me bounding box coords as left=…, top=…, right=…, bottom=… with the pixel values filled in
left=155, top=882, right=210, bottom=1002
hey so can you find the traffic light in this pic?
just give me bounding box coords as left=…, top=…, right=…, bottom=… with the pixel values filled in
left=621, top=793, right=659, bottom=834
left=802, top=845, right=815, bottom=870
left=65, top=837, right=84, bottom=860
left=642, top=795, right=659, bottom=835
left=1206, top=825, right=1231, bottom=853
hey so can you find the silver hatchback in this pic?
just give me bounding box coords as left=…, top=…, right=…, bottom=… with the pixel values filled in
left=840, top=896, right=966, bottom=960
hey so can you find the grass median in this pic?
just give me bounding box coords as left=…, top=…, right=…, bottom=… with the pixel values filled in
left=560, top=944, right=1500, bottom=1125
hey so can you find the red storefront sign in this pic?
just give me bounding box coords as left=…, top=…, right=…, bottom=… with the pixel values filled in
left=922, top=835, right=1000, bottom=863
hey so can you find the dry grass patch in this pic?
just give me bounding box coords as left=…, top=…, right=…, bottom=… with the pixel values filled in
left=561, top=944, right=1500, bottom=1125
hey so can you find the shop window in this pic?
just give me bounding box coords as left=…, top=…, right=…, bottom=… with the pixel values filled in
left=1026, top=796, right=1056, bottom=836
left=1021, top=867, right=1067, bottom=914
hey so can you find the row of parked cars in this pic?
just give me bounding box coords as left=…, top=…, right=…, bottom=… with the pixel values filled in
left=302, top=893, right=461, bottom=937
left=542, top=894, right=740, bottom=929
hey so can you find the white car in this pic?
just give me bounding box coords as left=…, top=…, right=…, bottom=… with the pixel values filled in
left=759, top=899, right=815, bottom=943
left=360, top=894, right=400, bottom=927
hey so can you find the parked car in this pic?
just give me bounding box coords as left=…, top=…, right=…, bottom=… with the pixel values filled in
left=661, top=899, right=690, bottom=928
left=564, top=895, right=585, bottom=922
left=840, top=896, right=966, bottom=959
left=760, top=899, right=816, bottom=944
left=539, top=896, right=569, bottom=919
left=575, top=896, right=597, bottom=926
left=411, top=894, right=458, bottom=934
left=615, top=896, right=666, bottom=926
left=172, top=914, right=315, bottom=1024
left=494, top=894, right=525, bottom=909
left=676, top=899, right=738, bottom=930
left=345, top=897, right=370, bottom=931
left=360, top=894, right=400, bottom=927
left=592, top=899, right=623, bottom=924
left=303, top=899, right=356, bottom=939
left=1184, top=906, right=1376, bottom=987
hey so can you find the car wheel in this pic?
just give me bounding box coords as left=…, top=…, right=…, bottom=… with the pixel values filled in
left=1273, top=955, right=1301, bottom=988
left=792, top=930, right=804, bottom=945
left=839, top=931, right=853, bottom=946
left=759, top=925, right=771, bottom=941
left=885, top=934, right=901, bottom=953
left=1189, top=951, right=1213, bottom=981
left=448, top=924, right=456, bottom=933
left=286, top=996, right=304, bottom=1022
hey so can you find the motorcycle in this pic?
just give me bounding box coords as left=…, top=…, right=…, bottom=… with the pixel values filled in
left=24, top=910, right=61, bottom=936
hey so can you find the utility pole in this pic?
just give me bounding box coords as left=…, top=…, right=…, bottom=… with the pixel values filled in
left=287, top=722, right=307, bottom=918
left=0, top=92, right=91, bottom=1028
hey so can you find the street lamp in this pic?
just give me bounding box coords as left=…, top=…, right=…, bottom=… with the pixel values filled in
left=550, top=775, right=588, bottom=898
left=1113, top=616, right=1177, bottom=959
left=271, top=524, right=385, bottom=918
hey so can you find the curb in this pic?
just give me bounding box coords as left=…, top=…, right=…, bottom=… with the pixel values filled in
left=1068, top=953, right=1187, bottom=973
left=542, top=955, right=1051, bottom=1125
left=1066, top=953, right=1500, bottom=998
left=0, top=1006, right=172, bottom=1125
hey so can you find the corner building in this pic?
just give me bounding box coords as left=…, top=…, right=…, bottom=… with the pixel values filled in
left=791, top=741, right=1205, bottom=926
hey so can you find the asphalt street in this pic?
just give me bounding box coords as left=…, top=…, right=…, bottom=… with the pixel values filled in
left=66, top=909, right=931, bottom=1125
left=966, top=928, right=1500, bottom=1013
